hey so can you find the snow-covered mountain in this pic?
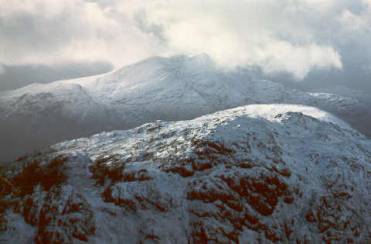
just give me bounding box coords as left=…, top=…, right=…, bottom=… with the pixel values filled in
left=0, top=104, right=370, bottom=243
left=0, top=55, right=369, bottom=162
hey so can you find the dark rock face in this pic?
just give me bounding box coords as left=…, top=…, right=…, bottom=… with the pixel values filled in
left=0, top=157, right=95, bottom=244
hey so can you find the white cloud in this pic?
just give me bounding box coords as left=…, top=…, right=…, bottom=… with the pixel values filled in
left=127, top=0, right=343, bottom=78
left=1, top=0, right=371, bottom=79
left=0, top=0, right=162, bottom=66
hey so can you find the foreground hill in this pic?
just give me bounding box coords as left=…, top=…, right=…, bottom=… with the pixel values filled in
left=0, top=55, right=369, bottom=162
left=1, top=104, right=370, bottom=243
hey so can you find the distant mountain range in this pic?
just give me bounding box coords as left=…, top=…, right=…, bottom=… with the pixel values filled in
left=1, top=55, right=370, bottom=162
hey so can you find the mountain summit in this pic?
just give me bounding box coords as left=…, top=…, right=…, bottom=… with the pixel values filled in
left=0, top=104, right=370, bottom=243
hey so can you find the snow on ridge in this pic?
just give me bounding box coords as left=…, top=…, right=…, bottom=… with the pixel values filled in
left=0, top=54, right=368, bottom=162
left=53, top=103, right=356, bottom=155
left=2, top=99, right=370, bottom=243
left=196, top=104, right=352, bottom=130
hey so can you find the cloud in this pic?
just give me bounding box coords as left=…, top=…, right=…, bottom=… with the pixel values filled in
left=123, top=0, right=346, bottom=78
left=0, top=0, right=162, bottom=66
left=0, top=0, right=371, bottom=80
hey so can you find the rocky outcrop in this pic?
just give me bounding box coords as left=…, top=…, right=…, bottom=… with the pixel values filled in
left=0, top=104, right=370, bottom=243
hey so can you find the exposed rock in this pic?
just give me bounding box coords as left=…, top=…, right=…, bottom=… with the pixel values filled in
left=0, top=104, right=370, bottom=243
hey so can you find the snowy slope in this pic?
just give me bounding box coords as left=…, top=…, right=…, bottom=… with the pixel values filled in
left=0, top=104, right=370, bottom=243
left=0, top=55, right=368, bottom=162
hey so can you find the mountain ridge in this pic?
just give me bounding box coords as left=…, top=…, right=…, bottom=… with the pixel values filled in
left=1, top=104, right=370, bottom=243
left=0, top=55, right=369, bottom=162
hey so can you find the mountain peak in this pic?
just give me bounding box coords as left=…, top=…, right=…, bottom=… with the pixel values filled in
left=1, top=104, right=369, bottom=243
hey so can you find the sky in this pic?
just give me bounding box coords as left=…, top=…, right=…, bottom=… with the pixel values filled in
left=0, top=62, right=112, bottom=91
left=0, top=0, right=370, bottom=90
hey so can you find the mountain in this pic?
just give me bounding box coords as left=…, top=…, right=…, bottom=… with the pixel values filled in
left=0, top=55, right=369, bottom=162
left=0, top=104, right=370, bottom=243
